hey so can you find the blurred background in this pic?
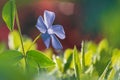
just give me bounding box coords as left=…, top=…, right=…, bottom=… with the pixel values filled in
left=0, top=0, right=120, bottom=50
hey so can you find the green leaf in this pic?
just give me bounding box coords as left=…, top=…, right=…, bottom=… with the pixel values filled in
left=85, top=51, right=94, bottom=66
left=85, top=41, right=97, bottom=52
left=0, top=50, right=23, bottom=65
left=43, top=48, right=54, bottom=59
left=18, top=38, right=37, bottom=53
left=64, top=53, right=73, bottom=73
left=8, top=30, right=21, bottom=49
left=26, top=50, right=55, bottom=68
left=2, top=0, right=16, bottom=31
left=54, top=56, right=63, bottom=72
left=73, top=46, right=81, bottom=80
left=25, top=56, right=39, bottom=76
left=98, top=61, right=111, bottom=80
left=94, top=50, right=111, bottom=76
left=80, top=73, right=98, bottom=80
left=84, top=41, right=98, bottom=66
left=98, top=39, right=109, bottom=53
left=8, top=30, right=37, bottom=52
left=111, top=49, right=120, bottom=70
left=107, top=68, right=115, bottom=80
left=64, top=49, right=73, bottom=60
left=63, top=49, right=74, bottom=72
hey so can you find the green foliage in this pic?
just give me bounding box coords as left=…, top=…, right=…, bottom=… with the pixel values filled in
left=102, top=9, right=120, bottom=48
left=98, top=62, right=111, bottom=80
left=8, top=30, right=37, bottom=53
left=111, top=49, right=120, bottom=71
left=98, top=39, right=109, bottom=53
left=18, top=38, right=37, bottom=53
left=1, top=0, right=56, bottom=79
left=0, top=50, right=23, bottom=66
left=0, top=43, right=6, bottom=54
left=55, top=56, right=64, bottom=72
left=64, top=49, right=74, bottom=72
left=2, top=36, right=120, bottom=80
left=2, top=0, right=16, bottom=31
left=84, top=41, right=97, bottom=66
left=43, top=39, right=120, bottom=80
left=73, top=46, right=81, bottom=80
left=26, top=50, right=55, bottom=68
left=1, top=0, right=120, bottom=80
left=8, top=30, right=21, bottom=49
left=107, top=68, right=116, bottom=80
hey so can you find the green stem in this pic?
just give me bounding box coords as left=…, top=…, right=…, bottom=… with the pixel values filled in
left=16, top=10, right=25, bottom=56
left=81, top=41, right=85, bottom=72
left=27, top=34, right=41, bottom=51
left=15, top=9, right=28, bottom=73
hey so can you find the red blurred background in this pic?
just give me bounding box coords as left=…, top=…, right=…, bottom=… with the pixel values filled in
left=0, top=0, right=104, bottom=50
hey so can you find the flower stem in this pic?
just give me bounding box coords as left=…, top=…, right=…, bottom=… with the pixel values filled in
left=81, top=41, right=85, bottom=72
left=15, top=8, right=28, bottom=73
left=27, top=34, right=41, bottom=51
left=16, top=10, right=25, bottom=56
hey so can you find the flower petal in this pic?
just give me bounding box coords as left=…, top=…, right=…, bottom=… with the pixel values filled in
left=52, top=25, right=65, bottom=39
left=51, top=35, right=63, bottom=49
left=41, top=33, right=50, bottom=48
left=44, top=10, right=55, bottom=28
left=36, top=16, right=47, bottom=33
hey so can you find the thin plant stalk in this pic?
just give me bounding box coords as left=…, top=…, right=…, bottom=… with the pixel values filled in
left=81, top=41, right=85, bottom=72
left=27, top=34, right=41, bottom=51
left=15, top=10, right=25, bottom=56
left=15, top=8, right=28, bottom=73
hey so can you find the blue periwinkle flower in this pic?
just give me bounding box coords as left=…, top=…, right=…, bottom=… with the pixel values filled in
left=36, top=10, right=65, bottom=49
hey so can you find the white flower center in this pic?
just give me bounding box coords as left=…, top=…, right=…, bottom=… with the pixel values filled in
left=48, top=28, right=53, bottom=34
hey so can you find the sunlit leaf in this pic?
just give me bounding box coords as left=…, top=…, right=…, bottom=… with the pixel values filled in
left=54, top=56, right=63, bottom=72
left=85, top=41, right=97, bottom=52
left=23, top=39, right=36, bottom=53
left=2, top=0, right=16, bottom=31
left=73, top=46, right=81, bottom=80
left=84, top=41, right=98, bottom=65
left=85, top=51, right=93, bottom=66
left=43, top=48, right=54, bottom=59
left=98, top=39, right=109, bottom=53
left=107, top=68, right=115, bottom=80
left=64, top=49, right=73, bottom=60
left=26, top=50, right=55, bottom=68
left=111, top=49, right=120, bottom=71
left=8, top=30, right=21, bottom=49
left=18, top=37, right=37, bottom=54
left=64, top=49, right=74, bottom=72
left=64, top=53, right=73, bottom=73
left=81, top=73, right=98, bottom=80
